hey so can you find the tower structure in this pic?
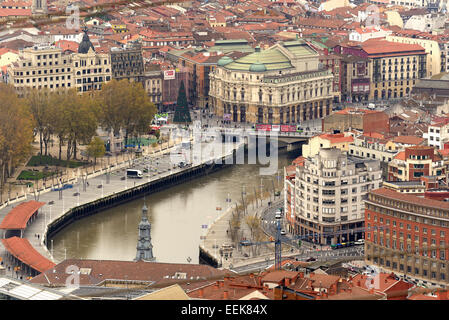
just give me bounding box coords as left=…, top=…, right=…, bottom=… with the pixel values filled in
left=135, top=203, right=155, bottom=262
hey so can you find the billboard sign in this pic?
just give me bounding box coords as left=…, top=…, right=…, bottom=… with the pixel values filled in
left=164, top=70, right=176, bottom=80
left=223, top=114, right=232, bottom=121
left=271, top=125, right=280, bottom=132
left=281, top=125, right=297, bottom=132
left=256, top=124, right=271, bottom=131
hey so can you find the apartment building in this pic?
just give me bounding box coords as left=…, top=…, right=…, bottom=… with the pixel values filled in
left=423, top=118, right=449, bottom=150
left=9, top=32, right=111, bottom=93
left=365, top=187, right=449, bottom=286
left=388, top=146, right=446, bottom=182
left=144, top=68, right=163, bottom=109
left=387, top=33, right=441, bottom=78
left=334, top=40, right=427, bottom=101
left=110, top=41, right=145, bottom=83
left=72, top=47, right=111, bottom=92
left=8, top=44, right=73, bottom=94
left=286, top=148, right=382, bottom=245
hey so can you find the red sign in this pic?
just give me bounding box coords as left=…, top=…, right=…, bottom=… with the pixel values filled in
left=281, top=125, right=297, bottom=132
left=256, top=124, right=271, bottom=131
left=271, top=125, right=280, bottom=132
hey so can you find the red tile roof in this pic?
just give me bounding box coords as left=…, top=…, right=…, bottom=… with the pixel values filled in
left=319, top=133, right=354, bottom=144
left=370, top=187, right=449, bottom=210
left=0, top=200, right=45, bottom=230
left=2, top=237, right=55, bottom=273
left=362, top=39, right=425, bottom=57
left=391, top=135, right=425, bottom=145
left=0, top=8, right=31, bottom=16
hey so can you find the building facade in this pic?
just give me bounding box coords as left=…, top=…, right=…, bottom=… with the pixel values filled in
left=388, top=146, right=446, bottom=182
left=110, top=41, right=145, bottom=83
left=209, top=40, right=335, bottom=124
left=286, top=148, right=382, bottom=245
left=423, top=118, right=449, bottom=150
left=8, top=34, right=111, bottom=93
left=322, top=108, right=390, bottom=134
left=8, top=45, right=73, bottom=94
left=144, top=69, right=163, bottom=110
left=72, top=48, right=111, bottom=92
left=365, top=187, right=449, bottom=286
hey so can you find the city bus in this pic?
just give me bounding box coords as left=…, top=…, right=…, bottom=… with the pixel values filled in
left=126, top=169, right=143, bottom=179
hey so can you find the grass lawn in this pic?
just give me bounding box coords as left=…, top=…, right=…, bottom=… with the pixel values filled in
left=17, top=170, right=56, bottom=181
left=27, top=155, right=87, bottom=168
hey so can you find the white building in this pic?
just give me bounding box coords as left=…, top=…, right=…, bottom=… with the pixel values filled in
left=286, top=148, right=382, bottom=245
left=349, top=26, right=392, bottom=43
left=423, top=118, right=449, bottom=149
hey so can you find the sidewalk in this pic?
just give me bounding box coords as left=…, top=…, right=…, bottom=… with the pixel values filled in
left=0, top=138, right=182, bottom=280
left=200, top=190, right=296, bottom=270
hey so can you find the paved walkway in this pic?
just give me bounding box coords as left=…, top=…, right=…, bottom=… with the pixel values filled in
left=0, top=135, right=205, bottom=279
left=200, top=190, right=299, bottom=270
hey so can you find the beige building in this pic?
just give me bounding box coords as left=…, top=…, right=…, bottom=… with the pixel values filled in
left=209, top=39, right=334, bottom=124
left=8, top=45, right=73, bottom=94
left=144, top=69, right=163, bottom=108
left=287, top=148, right=382, bottom=245
left=8, top=42, right=111, bottom=94
left=302, top=133, right=353, bottom=158
left=387, top=34, right=441, bottom=78
left=0, top=48, right=19, bottom=68
left=72, top=48, right=111, bottom=92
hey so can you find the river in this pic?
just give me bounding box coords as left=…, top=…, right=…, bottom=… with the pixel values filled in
left=50, top=149, right=300, bottom=264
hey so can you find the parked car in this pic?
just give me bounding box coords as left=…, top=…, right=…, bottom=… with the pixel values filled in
left=280, top=230, right=287, bottom=236
left=306, top=257, right=316, bottom=262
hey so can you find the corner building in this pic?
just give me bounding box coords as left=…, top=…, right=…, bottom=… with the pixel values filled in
left=209, top=39, right=334, bottom=124
left=287, top=148, right=382, bottom=245
left=365, top=188, right=449, bottom=286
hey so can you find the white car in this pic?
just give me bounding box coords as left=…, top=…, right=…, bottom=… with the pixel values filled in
left=355, top=239, right=365, bottom=245
left=280, top=230, right=287, bottom=236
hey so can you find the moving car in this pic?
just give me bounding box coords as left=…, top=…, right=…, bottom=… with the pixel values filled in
left=126, top=169, right=143, bottom=179
left=355, top=239, right=365, bottom=245
left=280, top=230, right=287, bottom=236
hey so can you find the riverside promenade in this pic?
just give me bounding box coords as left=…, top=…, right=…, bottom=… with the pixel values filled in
left=200, top=190, right=300, bottom=272
left=0, top=136, right=245, bottom=279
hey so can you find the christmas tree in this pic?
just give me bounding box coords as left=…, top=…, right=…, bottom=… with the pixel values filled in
left=173, top=81, right=191, bottom=124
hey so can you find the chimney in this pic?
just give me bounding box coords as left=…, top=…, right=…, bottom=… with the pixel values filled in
left=285, top=278, right=291, bottom=286
left=250, top=273, right=254, bottom=279
left=220, top=281, right=224, bottom=288
left=357, top=280, right=361, bottom=287
left=215, top=281, right=220, bottom=289
left=299, top=272, right=304, bottom=279
left=223, top=290, right=229, bottom=300
left=199, top=288, right=204, bottom=298
left=310, top=272, right=315, bottom=278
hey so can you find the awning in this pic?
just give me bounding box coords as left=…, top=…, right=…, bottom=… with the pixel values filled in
left=2, top=237, right=55, bottom=273
left=0, top=201, right=45, bottom=230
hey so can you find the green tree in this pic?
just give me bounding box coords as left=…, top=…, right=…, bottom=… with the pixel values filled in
left=86, top=136, right=106, bottom=167
left=121, top=81, right=156, bottom=147
left=97, top=79, right=156, bottom=150
left=0, top=83, right=34, bottom=187
left=173, top=81, right=191, bottom=124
